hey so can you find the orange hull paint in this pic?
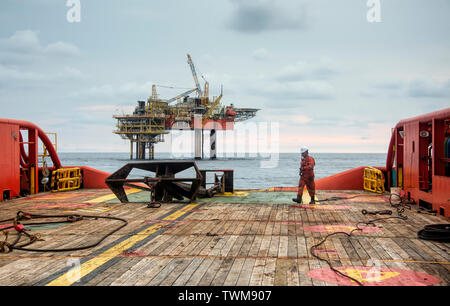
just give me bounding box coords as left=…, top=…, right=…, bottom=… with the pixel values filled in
left=386, top=108, right=450, bottom=218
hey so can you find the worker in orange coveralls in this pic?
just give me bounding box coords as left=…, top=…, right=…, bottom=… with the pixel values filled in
left=292, top=146, right=316, bottom=204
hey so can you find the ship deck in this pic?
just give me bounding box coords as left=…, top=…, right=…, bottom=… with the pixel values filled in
left=0, top=188, right=448, bottom=286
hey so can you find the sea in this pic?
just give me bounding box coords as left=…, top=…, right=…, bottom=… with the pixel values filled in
left=57, top=153, right=386, bottom=190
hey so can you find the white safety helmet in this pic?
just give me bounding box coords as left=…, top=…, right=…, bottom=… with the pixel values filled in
left=301, top=146, right=309, bottom=154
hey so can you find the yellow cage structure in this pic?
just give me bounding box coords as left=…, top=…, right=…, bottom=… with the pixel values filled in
left=363, top=167, right=385, bottom=194
left=51, top=168, right=81, bottom=192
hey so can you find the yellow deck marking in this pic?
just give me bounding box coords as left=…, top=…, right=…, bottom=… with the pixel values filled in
left=383, top=259, right=450, bottom=265
left=325, top=225, right=356, bottom=232
left=65, top=207, right=112, bottom=214
left=340, top=268, right=400, bottom=283
left=308, top=205, right=333, bottom=209
left=301, top=191, right=319, bottom=204
left=215, top=191, right=250, bottom=197
left=163, top=204, right=199, bottom=221
left=46, top=203, right=199, bottom=286
left=86, top=188, right=141, bottom=203
left=34, top=194, right=76, bottom=200
left=237, top=188, right=275, bottom=192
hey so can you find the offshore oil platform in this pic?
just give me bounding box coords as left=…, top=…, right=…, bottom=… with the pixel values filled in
left=113, top=54, right=259, bottom=160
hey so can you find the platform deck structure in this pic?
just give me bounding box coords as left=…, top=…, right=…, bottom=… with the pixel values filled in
left=0, top=189, right=448, bottom=286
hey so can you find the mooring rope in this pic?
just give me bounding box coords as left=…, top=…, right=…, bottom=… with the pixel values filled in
left=0, top=211, right=127, bottom=253
left=309, top=193, right=412, bottom=286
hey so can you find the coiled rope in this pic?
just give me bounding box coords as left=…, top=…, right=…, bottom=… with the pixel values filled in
left=418, top=224, right=450, bottom=242
left=309, top=193, right=411, bottom=286
left=0, top=211, right=127, bottom=253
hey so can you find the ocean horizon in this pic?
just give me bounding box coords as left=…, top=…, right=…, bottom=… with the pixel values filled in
left=55, top=152, right=387, bottom=189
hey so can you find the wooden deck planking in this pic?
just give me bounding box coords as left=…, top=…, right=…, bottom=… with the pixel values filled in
left=108, top=258, right=157, bottom=286
left=172, top=257, right=205, bottom=286
left=248, top=258, right=266, bottom=286
left=0, top=189, right=448, bottom=286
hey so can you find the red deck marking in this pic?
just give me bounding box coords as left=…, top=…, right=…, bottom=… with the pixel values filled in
left=281, top=221, right=303, bottom=225
left=144, top=219, right=187, bottom=225
left=301, top=224, right=382, bottom=233
left=336, top=193, right=389, bottom=203
left=32, top=203, right=93, bottom=209
left=121, top=251, right=146, bottom=257
left=290, top=204, right=352, bottom=210
left=307, top=266, right=441, bottom=286
left=0, top=224, right=13, bottom=230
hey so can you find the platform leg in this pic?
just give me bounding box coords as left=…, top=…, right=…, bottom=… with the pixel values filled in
left=130, top=141, right=133, bottom=160
left=210, top=129, right=217, bottom=160
left=194, top=114, right=203, bottom=160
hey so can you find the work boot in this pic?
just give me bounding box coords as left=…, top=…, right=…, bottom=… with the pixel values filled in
left=292, top=196, right=303, bottom=204
left=310, top=198, right=316, bottom=204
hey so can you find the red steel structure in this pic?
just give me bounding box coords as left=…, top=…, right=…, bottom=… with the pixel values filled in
left=0, top=118, right=61, bottom=200
left=386, top=108, right=450, bottom=217
left=0, top=118, right=111, bottom=200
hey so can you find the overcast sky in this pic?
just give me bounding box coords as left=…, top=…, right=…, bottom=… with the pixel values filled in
left=1, top=0, right=449, bottom=153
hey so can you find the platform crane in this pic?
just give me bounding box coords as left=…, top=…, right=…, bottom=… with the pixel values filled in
left=203, top=94, right=223, bottom=120
left=166, top=88, right=198, bottom=104
left=187, top=54, right=203, bottom=97
left=203, top=85, right=224, bottom=120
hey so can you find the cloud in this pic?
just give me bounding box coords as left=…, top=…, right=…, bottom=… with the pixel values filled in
left=227, top=0, right=308, bottom=33
left=0, top=64, right=86, bottom=83
left=264, top=113, right=312, bottom=125
left=252, top=48, right=270, bottom=61
left=257, top=80, right=335, bottom=103
left=74, top=81, right=154, bottom=99
left=44, top=42, right=81, bottom=57
left=208, top=57, right=340, bottom=107
left=275, top=58, right=339, bottom=82
left=275, top=119, right=394, bottom=153
left=370, top=80, right=404, bottom=90
left=0, top=64, right=46, bottom=81
left=407, top=77, right=450, bottom=98
left=77, top=104, right=135, bottom=114
left=361, top=76, right=450, bottom=99
left=4, top=30, right=41, bottom=53
left=0, top=30, right=80, bottom=57
left=244, top=58, right=338, bottom=103
left=0, top=30, right=85, bottom=88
